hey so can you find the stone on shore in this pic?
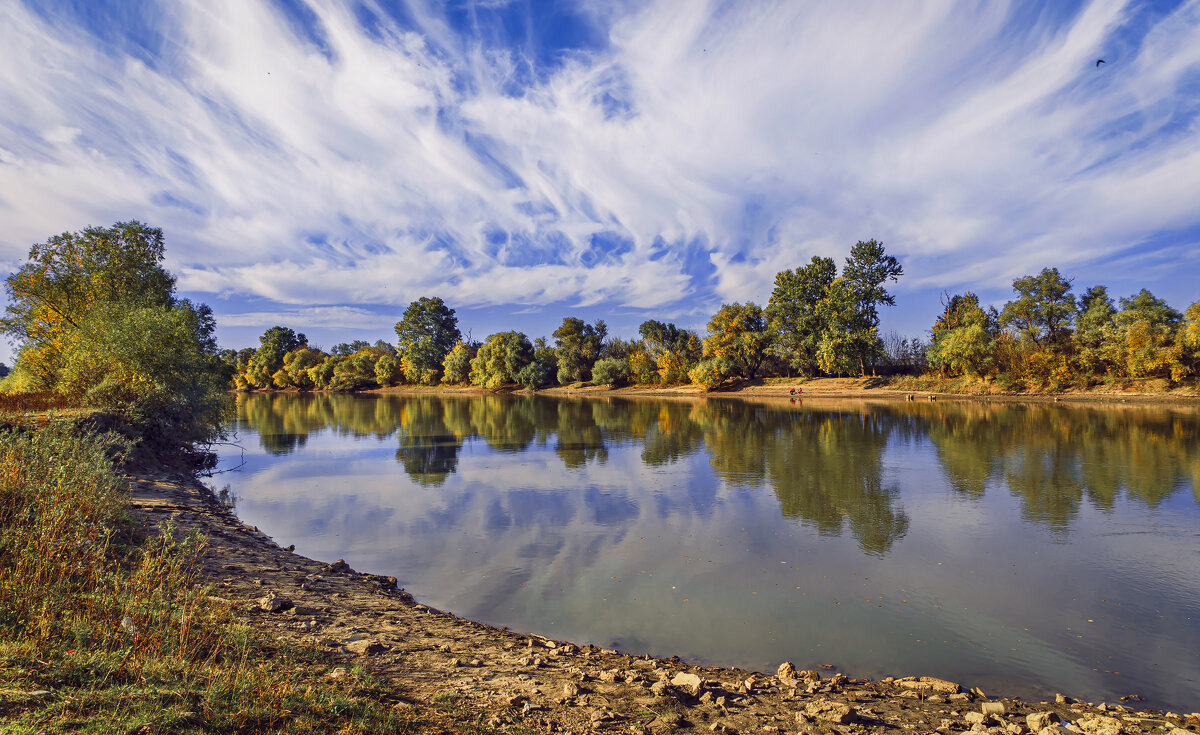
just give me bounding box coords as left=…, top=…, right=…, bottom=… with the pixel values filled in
left=671, top=672, right=704, bottom=696
left=256, top=591, right=293, bottom=613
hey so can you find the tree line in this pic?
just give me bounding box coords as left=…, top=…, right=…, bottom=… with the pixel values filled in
left=225, top=239, right=910, bottom=392
left=927, top=267, right=1200, bottom=389
left=2, top=221, right=1196, bottom=439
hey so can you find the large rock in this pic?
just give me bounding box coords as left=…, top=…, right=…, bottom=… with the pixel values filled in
left=1075, top=715, right=1124, bottom=735
left=1027, top=712, right=1059, bottom=731
left=895, top=676, right=961, bottom=694
left=342, top=636, right=385, bottom=655
left=804, top=700, right=856, bottom=724
left=777, top=661, right=798, bottom=680
left=671, top=672, right=704, bottom=696
left=256, top=591, right=293, bottom=613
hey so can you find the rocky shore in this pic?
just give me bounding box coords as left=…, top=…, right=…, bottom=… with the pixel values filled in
left=130, top=469, right=1200, bottom=735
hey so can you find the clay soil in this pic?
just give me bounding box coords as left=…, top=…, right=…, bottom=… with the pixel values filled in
left=128, top=468, right=1199, bottom=735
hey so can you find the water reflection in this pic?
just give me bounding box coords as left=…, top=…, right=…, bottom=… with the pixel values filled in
left=235, top=393, right=1200, bottom=544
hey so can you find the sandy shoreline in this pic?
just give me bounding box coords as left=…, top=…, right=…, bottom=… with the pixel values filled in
left=319, top=375, right=1200, bottom=406
left=128, top=460, right=1200, bottom=734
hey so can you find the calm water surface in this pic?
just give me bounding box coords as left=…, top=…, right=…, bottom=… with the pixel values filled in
left=213, top=393, right=1200, bottom=711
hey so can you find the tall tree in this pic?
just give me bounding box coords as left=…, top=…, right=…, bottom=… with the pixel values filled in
left=553, top=317, right=607, bottom=385
left=999, top=267, right=1076, bottom=351
left=926, top=292, right=998, bottom=377
left=470, top=331, right=534, bottom=389
left=1, top=221, right=176, bottom=389
left=766, top=256, right=837, bottom=376
left=245, top=326, right=307, bottom=390
left=839, top=239, right=903, bottom=376
left=1, top=221, right=224, bottom=448
left=702, top=302, right=770, bottom=380
left=1074, top=285, right=1118, bottom=377
left=395, top=297, right=461, bottom=385
left=1113, top=289, right=1181, bottom=379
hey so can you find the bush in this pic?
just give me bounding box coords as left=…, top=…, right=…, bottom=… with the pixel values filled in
left=517, top=360, right=554, bottom=390
left=689, top=358, right=732, bottom=390
left=591, top=357, right=631, bottom=386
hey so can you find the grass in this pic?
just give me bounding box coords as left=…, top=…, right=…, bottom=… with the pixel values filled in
left=0, top=421, right=431, bottom=733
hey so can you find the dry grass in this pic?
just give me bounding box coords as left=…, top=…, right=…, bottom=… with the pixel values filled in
left=0, top=424, right=426, bottom=733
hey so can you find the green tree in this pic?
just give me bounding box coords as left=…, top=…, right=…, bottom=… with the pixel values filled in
left=1113, top=289, right=1181, bottom=379
left=244, top=327, right=307, bottom=390
left=374, top=353, right=402, bottom=387
left=441, top=341, right=475, bottom=384
left=591, top=356, right=631, bottom=386
left=1073, top=285, right=1118, bottom=379
left=1000, top=267, right=1076, bottom=351
left=766, top=256, right=838, bottom=376
left=1, top=221, right=225, bottom=450
left=1171, top=300, right=1200, bottom=381
left=553, top=317, right=607, bottom=384
left=839, top=240, right=903, bottom=375
left=701, top=303, right=770, bottom=380
left=1, top=221, right=176, bottom=390
left=470, top=332, right=534, bottom=389
left=394, top=297, right=461, bottom=385
left=926, top=292, right=998, bottom=377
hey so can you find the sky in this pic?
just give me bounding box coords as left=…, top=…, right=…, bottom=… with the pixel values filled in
left=1, top=0, right=1198, bottom=358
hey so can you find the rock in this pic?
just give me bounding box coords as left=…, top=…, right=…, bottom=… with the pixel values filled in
left=328, top=667, right=348, bottom=679
left=897, top=676, right=961, bottom=694
left=981, top=702, right=1006, bottom=716
left=796, top=669, right=821, bottom=682
left=325, top=559, right=352, bottom=573
left=649, top=679, right=670, bottom=697
left=965, top=712, right=987, bottom=725
left=1056, top=694, right=1070, bottom=704
left=600, top=669, right=620, bottom=682
left=1028, top=712, right=1058, bottom=731
left=1075, top=715, right=1123, bottom=735
left=671, top=672, right=704, bottom=696
left=283, top=606, right=318, bottom=617
left=804, top=700, right=857, bottom=724
left=343, top=637, right=385, bottom=655
left=949, top=693, right=973, bottom=703
left=709, top=721, right=737, bottom=733
left=256, top=592, right=293, bottom=613
left=563, top=682, right=580, bottom=697
left=777, top=661, right=798, bottom=680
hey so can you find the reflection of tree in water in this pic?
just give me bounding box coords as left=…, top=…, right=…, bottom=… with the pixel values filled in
left=688, top=400, right=909, bottom=556
left=551, top=399, right=608, bottom=468
left=238, top=393, right=1200, bottom=533
left=395, top=396, right=462, bottom=486
left=919, top=402, right=1200, bottom=532
left=468, top=395, right=542, bottom=453
left=641, top=403, right=704, bottom=467
left=762, top=410, right=909, bottom=556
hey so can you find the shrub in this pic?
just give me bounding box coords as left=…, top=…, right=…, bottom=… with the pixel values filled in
left=591, top=357, right=631, bottom=386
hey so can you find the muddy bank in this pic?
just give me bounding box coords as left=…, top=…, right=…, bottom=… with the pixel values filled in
left=129, top=469, right=1200, bottom=734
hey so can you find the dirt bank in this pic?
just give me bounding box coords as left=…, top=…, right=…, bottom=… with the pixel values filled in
left=129, top=469, right=1199, bottom=734
left=366, top=376, right=1200, bottom=406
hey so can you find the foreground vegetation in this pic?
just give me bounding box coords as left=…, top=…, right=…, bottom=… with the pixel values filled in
left=0, top=416, right=422, bottom=733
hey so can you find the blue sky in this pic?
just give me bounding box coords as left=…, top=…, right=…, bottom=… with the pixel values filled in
left=1, top=0, right=1198, bottom=357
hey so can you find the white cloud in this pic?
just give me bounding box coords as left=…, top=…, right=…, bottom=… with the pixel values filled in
left=0, top=0, right=1197, bottom=320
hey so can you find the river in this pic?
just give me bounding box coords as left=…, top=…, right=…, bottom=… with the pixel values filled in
left=211, top=392, right=1200, bottom=712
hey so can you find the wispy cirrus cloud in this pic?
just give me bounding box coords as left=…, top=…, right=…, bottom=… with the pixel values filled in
left=1, top=0, right=1198, bottom=350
